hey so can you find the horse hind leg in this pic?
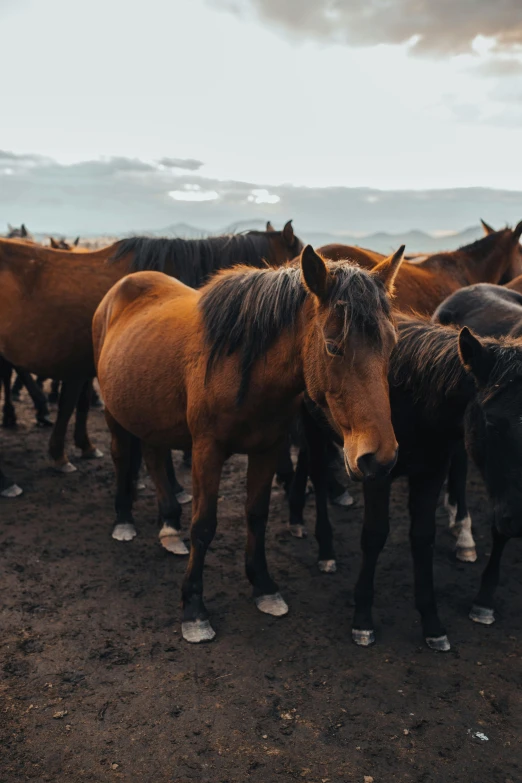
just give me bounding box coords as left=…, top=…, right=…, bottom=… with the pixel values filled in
left=48, top=379, right=84, bottom=472
left=0, top=467, right=23, bottom=498
left=107, top=412, right=138, bottom=541
left=1, top=358, right=17, bottom=428
left=445, top=442, right=477, bottom=563
left=16, top=370, right=53, bottom=427
left=75, top=380, right=103, bottom=459
left=142, top=444, right=188, bottom=556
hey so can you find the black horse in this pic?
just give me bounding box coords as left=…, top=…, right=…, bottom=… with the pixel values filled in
left=433, top=282, right=522, bottom=626
left=289, top=316, right=522, bottom=650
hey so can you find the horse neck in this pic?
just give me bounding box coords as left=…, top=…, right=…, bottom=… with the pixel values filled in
left=458, top=240, right=512, bottom=286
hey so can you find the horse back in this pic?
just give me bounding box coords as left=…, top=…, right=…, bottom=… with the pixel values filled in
left=433, top=283, right=522, bottom=338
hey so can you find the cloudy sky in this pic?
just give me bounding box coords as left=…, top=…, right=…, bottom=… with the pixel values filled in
left=2, top=0, right=522, bottom=235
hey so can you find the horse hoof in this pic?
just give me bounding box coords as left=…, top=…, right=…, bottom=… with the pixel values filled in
left=456, top=547, right=477, bottom=563
left=331, top=489, right=355, bottom=507
left=288, top=524, right=307, bottom=539
left=352, top=629, right=375, bottom=647
left=53, top=460, right=77, bottom=474
left=82, top=447, right=103, bottom=460
left=469, top=605, right=495, bottom=625
left=175, top=490, right=192, bottom=505
left=159, top=527, right=189, bottom=555
left=182, top=619, right=216, bottom=644
left=36, top=416, right=53, bottom=428
left=255, top=592, right=289, bottom=617
left=135, top=480, right=146, bottom=491
left=1, top=483, right=23, bottom=498
left=426, top=635, right=451, bottom=652
left=318, top=559, right=337, bottom=573
left=112, top=523, right=137, bottom=541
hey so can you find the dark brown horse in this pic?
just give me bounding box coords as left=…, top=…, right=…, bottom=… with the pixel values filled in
left=93, top=246, right=404, bottom=643
left=0, top=223, right=301, bottom=476
left=6, top=224, right=34, bottom=242
left=319, top=222, right=522, bottom=315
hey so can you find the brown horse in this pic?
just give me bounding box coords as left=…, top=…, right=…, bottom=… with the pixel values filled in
left=319, top=222, right=522, bottom=315
left=93, top=245, right=404, bottom=643
left=0, top=223, right=301, bottom=476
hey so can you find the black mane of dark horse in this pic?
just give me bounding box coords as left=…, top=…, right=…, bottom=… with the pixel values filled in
left=434, top=282, right=522, bottom=338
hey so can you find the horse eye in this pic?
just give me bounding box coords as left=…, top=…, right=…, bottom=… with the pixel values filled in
left=325, top=341, right=343, bottom=357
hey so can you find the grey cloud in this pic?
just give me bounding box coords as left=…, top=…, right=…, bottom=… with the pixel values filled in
left=471, top=57, right=522, bottom=77
left=157, top=157, right=204, bottom=171
left=209, top=0, right=522, bottom=57
left=1, top=149, right=522, bottom=238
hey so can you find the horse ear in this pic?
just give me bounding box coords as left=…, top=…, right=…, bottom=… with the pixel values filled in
left=301, top=245, right=331, bottom=301
left=50, top=237, right=59, bottom=248
left=74, top=236, right=80, bottom=246
left=458, top=327, right=496, bottom=385
left=282, top=220, right=295, bottom=247
left=266, top=221, right=274, bottom=232
left=480, top=218, right=495, bottom=236
left=514, top=221, right=522, bottom=241
left=21, top=224, right=28, bottom=237
left=371, top=245, right=405, bottom=295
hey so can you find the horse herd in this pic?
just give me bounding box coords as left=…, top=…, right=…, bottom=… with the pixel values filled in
left=1, top=218, right=522, bottom=650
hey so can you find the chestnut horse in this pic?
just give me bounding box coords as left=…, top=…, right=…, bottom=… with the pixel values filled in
left=93, top=246, right=404, bottom=643
left=319, top=222, right=522, bottom=315
left=0, top=223, right=301, bottom=477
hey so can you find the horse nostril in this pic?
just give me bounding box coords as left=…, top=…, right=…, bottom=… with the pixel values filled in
left=356, top=453, right=380, bottom=479
left=357, top=450, right=398, bottom=480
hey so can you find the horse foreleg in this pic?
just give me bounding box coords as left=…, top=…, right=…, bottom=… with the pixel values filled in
left=302, top=407, right=336, bottom=572
left=275, top=437, right=294, bottom=494
left=469, top=526, right=509, bottom=626
left=1, top=358, right=16, bottom=428
left=352, top=478, right=392, bottom=647
left=409, top=469, right=450, bottom=652
left=181, top=438, right=225, bottom=643
left=245, top=447, right=288, bottom=618
left=11, top=372, right=24, bottom=402
left=142, top=444, right=188, bottom=555
left=445, top=441, right=476, bottom=562
left=48, top=379, right=84, bottom=472
left=74, top=379, right=102, bottom=459
left=287, top=445, right=309, bottom=538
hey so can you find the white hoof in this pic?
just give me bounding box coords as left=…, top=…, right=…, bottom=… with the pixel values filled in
left=469, top=605, right=495, bottom=625
left=352, top=628, right=375, bottom=647
left=457, top=547, right=477, bottom=563
left=135, top=480, right=146, bottom=492
left=331, top=489, right=354, bottom=507
left=318, top=559, right=337, bottom=573
left=112, top=523, right=137, bottom=541
left=426, top=635, right=451, bottom=652
left=175, top=490, right=193, bottom=505
left=255, top=592, right=289, bottom=617
left=1, top=483, right=23, bottom=498
left=288, top=524, right=307, bottom=538
left=182, top=619, right=216, bottom=643
left=82, top=447, right=103, bottom=460
left=159, top=526, right=189, bottom=555
left=53, top=461, right=77, bottom=474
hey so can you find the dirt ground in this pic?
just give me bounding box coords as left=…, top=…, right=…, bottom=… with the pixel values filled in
left=1, top=394, right=521, bottom=783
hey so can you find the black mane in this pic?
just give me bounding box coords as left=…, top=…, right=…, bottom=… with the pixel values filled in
left=200, top=261, right=391, bottom=404
left=392, top=316, right=522, bottom=408
left=110, top=233, right=276, bottom=288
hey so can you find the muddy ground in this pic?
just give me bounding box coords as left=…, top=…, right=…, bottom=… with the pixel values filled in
left=1, top=393, right=521, bottom=783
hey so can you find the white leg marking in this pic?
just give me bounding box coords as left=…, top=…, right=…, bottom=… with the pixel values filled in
left=182, top=619, right=216, bottom=643
left=331, top=489, right=354, bottom=507
left=255, top=592, right=289, bottom=617
left=318, top=559, right=337, bottom=573
left=52, top=460, right=77, bottom=474
left=1, top=483, right=23, bottom=498
left=112, top=523, right=137, bottom=541
left=454, top=514, right=477, bottom=563
left=175, top=489, right=193, bottom=505
left=159, top=525, right=189, bottom=555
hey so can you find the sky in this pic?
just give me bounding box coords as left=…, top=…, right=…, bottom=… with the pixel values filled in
left=1, top=0, right=522, bottom=235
